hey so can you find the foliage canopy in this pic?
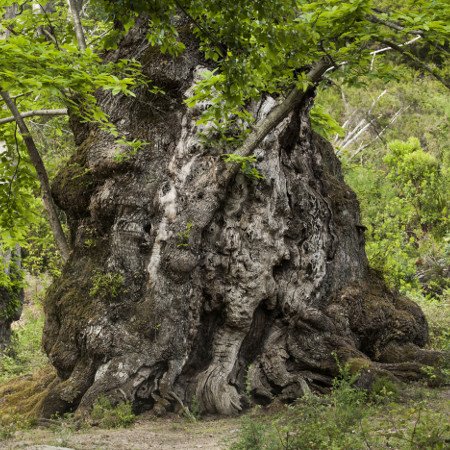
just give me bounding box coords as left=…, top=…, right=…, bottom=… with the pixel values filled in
left=0, top=0, right=448, bottom=262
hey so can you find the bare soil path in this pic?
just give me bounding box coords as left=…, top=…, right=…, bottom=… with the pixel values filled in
left=2, top=416, right=241, bottom=450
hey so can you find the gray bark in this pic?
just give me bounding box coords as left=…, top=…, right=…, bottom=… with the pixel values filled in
left=40, top=20, right=441, bottom=418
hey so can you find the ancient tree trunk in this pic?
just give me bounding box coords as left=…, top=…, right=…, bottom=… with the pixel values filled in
left=40, top=22, right=441, bottom=417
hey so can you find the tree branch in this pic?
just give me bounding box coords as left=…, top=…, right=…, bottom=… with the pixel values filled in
left=368, top=13, right=449, bottom=55
left=367, top=14, right=423, bottom=36
left=370, top=36, right=421, bottom=70
left=349, top=105, right=410, bottom=160
left=0, top=91, right=70, bottom=262
left=67, top=0, right=87, bottom=50
left=235, top=59, right=331, bottom=159
left=381, top=39, right=450, bottom=89
left=0, top=109, right=68, bottom=125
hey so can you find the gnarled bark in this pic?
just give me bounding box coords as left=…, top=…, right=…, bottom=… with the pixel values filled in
left=40, top=21, right=443, bottom=418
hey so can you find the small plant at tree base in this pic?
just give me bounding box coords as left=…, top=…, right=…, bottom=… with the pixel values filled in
left=230, top=414, right=268, bottom=450
left=83, top=238, right=96, bottom=248
left=421, top=364, right=450, bottom=387
left=0, top=421, right=16, bottom=441
left=49, top=412, right=78, bottom=447
left=222, top=154, right=264, bottom=180
left=89, top=271, right=125, bottom=299
left=369, top=376, right=400, bottom=404
left=0, top=414, right=33, bottom=442
left=189, top=395, right=201, bottom=421
left=89, top=396, right=135, bottom=429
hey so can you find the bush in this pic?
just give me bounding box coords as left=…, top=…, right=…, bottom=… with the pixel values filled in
left=230, top=366, right=449, bottom=449
left=369, top=376, right=400, bottom=403
left=344, top=137, right=449, bottom=295
left=231, top=365, right=370, bottom=450
left=90, top=396, right=135, bottom=429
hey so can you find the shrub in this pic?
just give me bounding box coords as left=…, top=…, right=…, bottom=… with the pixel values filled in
left=344, top=137, right=449, bottom=294
left=231, top=366, right=370, bottom=450
left=369, top=376, right=400, bottom=403
left=90, top=396, right=135, bottom=429
left=0, top=290, right=47, bottom=383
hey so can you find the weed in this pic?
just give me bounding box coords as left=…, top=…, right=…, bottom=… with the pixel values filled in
left=113, top=138, right=146, bottom=163
left=89, top=271, right=125, bottom=299
left=0, top=296, right=47, bottom=382
left=369, top=376, right=400, bottom=403
left=230, top=358, right=449, bottom=449
left=189, top=395, right=201, bottom=421
left=230, top=415, right=268, bottom=450
left=0, top=412, right=34, bottom=442
left=83, top=238, right=96, bottom=248
left=0, top=423, right=15, bottom=441
left=90, top=395, right=135, bottom=429
left=49, top=413, right=78, bottom=447
left=177, top=222, right=193, bottom=248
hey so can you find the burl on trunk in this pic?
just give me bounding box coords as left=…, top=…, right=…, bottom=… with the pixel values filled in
left=40, top=21, right=442, bottom=417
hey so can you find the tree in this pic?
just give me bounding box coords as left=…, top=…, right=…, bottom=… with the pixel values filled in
left=0, top=0, right=448, bottom=417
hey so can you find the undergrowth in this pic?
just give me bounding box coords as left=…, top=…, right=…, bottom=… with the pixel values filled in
left=230, top=368, right=449, bottom=450
left=413, top=293, right=450, bottom=352
left=89, top=396, right=135, bottom=429
left=0, top=288, right=48, bottom=383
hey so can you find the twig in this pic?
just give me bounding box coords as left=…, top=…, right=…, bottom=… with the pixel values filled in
left=367, top=14, right=423, bottom=36
left=410, top=407, right=422, bottom=447
left=37, top=1, right=61, bottom=49
left=349, top=105, right=410, bottom=160
left=336, top=90, right=387, bottom=153
left=0, top=109, right=68, bottom=125
left=370, top=36, right=421, bottom=70
left=169, top=391, right=197, bottom=422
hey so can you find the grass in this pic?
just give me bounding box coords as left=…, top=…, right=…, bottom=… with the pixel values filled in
left=89, top=396, right=136, bottom=429
left=230, top=378, right=449, bottom=449
left=0, top=276, right=49, bottom=383
left=230, top=292, right=450, bottom=449
left=0, top=365, right=57, bottom=439
left=414, top=292, right=450, bottom=352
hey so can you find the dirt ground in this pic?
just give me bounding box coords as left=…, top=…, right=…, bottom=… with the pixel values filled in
left=1, top=415, right=242, bottom=450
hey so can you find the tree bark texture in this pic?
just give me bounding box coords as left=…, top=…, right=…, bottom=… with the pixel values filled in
left=40, top=21, right=442, bottom=418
